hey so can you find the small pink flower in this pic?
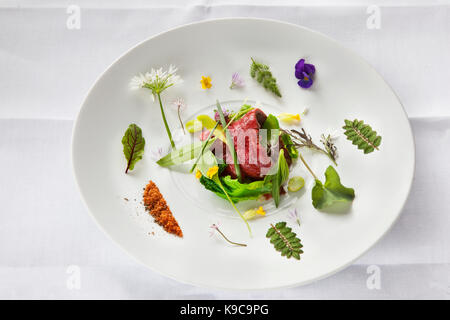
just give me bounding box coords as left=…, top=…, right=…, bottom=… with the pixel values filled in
left=172, top=98, right=186, bottom=111
left=208, top=223, right=246, bottom=247
left=209, top=223, right=220, bottom=237
left=288, top=208, right=301, bottom=227
left=230, top=72, right=245, bottom=89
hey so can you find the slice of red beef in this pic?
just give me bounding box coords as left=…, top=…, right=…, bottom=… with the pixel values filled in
left=214, top=108, right=273, bottom=180
left=228, top=108, right=267, bottom=131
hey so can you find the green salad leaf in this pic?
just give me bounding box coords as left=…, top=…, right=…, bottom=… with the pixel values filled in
left=122, top=124, right=145, bottom=173
left=156, top=138, right=216, bottom=167
left=199, top=173, right=272, bottom=203
left=311, top=166, right=355, bottom=209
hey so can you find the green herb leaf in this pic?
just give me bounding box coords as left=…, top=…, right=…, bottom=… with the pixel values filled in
left=265, top=149, right=289, bottom=207
left=250, top=58, right=282, bottom=97
left=311, top=166, right=355, bottom=209
left=280, top=132, right=299, bottom=159
left=122, top=124, right=145, bottom=173
left=266, top=222, right=303, bottom=260
left=262, top=114, right=280, bottom=143
left=156, top=138, right=216, bottom=167
left=343, top=119, right=382, bottom=154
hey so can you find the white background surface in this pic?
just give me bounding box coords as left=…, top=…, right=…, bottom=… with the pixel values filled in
left=1, top=0, right=449, bottom=299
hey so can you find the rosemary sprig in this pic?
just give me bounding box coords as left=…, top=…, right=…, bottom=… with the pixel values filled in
left=282, top=128, right=338, bottom=166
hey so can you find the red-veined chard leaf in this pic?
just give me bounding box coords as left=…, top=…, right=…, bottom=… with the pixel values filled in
left=122, top=123, right=145, bottom=173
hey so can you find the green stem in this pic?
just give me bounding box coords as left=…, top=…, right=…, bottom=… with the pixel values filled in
left=215, top=227, right=247, bottom=247
left=298, top=153, right=318, bottom=180
left=323, top=151, right=338, bottom=167
left=177, top=106, right=185, bottom=134
left=157, top=93, right=175, bottom=149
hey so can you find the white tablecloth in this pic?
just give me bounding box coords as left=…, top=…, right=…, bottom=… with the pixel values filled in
left=1, top=0, right=449, bottom=299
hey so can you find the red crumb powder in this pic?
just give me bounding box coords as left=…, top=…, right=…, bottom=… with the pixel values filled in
left=143, top=180, right=183, bottom=237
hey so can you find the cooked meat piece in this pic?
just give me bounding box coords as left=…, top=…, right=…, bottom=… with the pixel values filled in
left=228, top=108, right=267, bottom=131
left=212, top=108, right=274, bottom=180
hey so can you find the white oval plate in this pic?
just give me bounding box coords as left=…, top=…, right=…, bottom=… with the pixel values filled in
left=72, top=18, right=415, bottom=290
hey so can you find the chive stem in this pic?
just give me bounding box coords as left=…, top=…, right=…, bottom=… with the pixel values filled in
left=157, top=93, right=175, bottom=148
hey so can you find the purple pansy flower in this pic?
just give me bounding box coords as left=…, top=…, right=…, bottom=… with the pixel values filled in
left=295, top=59, right=315, bottom=89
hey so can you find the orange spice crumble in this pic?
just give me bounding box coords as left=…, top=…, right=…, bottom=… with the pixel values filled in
left=143, top=180, right=183, bottom=237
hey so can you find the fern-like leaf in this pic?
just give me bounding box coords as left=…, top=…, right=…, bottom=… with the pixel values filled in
left=266, top=222, right=303, bottom=260
left=343, top=119, right=382, bottom=154
left=250, top=58, right=282, bottom=97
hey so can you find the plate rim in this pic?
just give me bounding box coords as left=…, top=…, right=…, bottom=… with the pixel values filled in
left=71, top=17, right=416, bottom=291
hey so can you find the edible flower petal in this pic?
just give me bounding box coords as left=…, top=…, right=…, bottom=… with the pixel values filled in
left=297, top=72, right=313, bottom=89
left=206, top=165, right=219, bottom=179
left=288, top=207, right=301, bottom=227
left=201, top=76, right=212, bottom=89
left=243, top=206, right=266, bottom=220
left=278, top=113, right=301, bottom=124
left=230, top=72, right=245, bottom=89
left=195, top=170, right=202, bottom=179
left=295, top=59, right=315, bottom=89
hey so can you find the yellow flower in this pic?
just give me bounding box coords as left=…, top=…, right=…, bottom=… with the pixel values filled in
left=243, top=206, right=266, bottom=220
left=206, top=165, right=219, bottom=179
left=256, top=206, right=266, bottom=216
left=195, top=170, right=202, bottom=179
left=200, top=76, right=212, bottom=89
left=278, top=113, right=301, bottom=124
